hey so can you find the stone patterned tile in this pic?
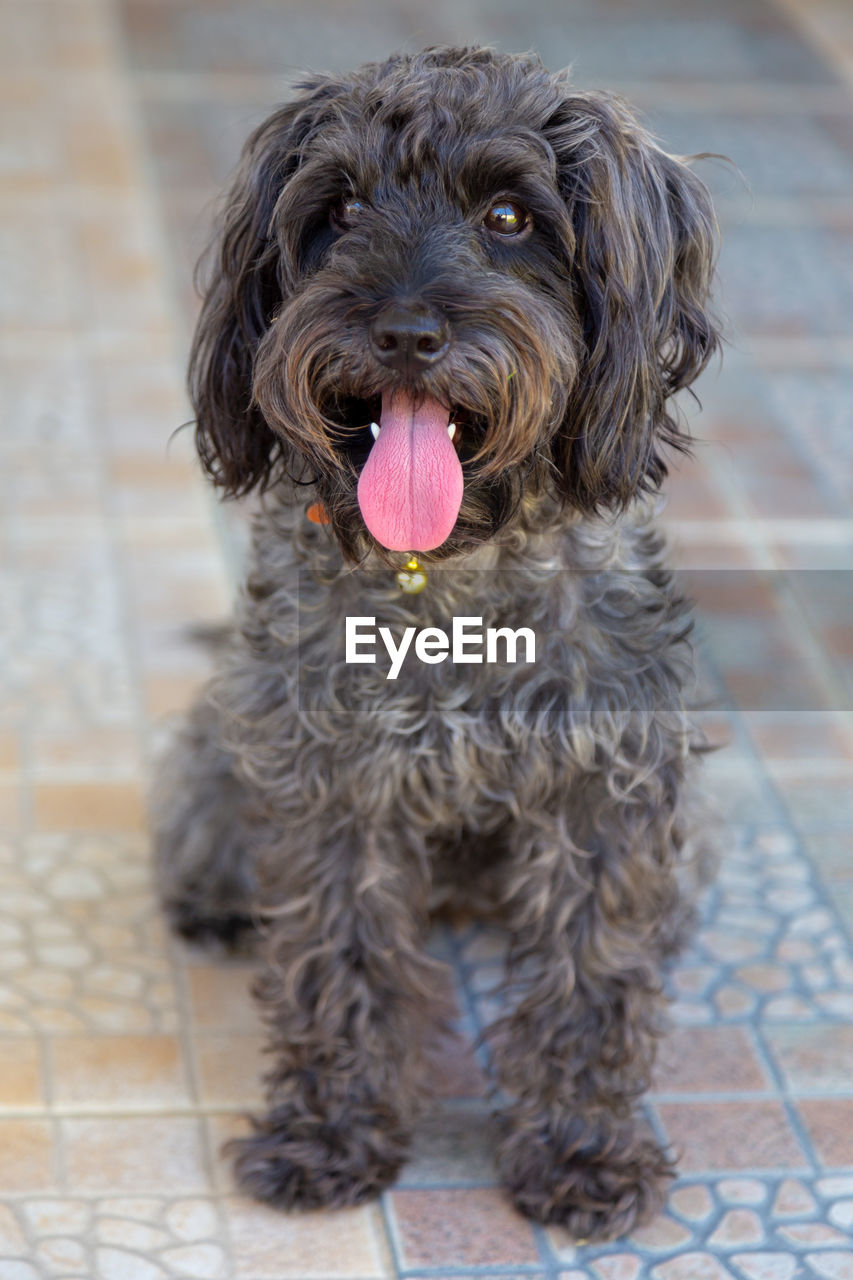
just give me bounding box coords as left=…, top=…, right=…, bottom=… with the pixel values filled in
left=0, top=1195, right=233, bottom=1280
left=534, top=1174, right=853, bottom=1276
left=0, top=834, right=178, bottom=1037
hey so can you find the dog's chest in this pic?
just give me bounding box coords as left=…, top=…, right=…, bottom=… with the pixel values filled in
left=286, top=565, right=583, bottom=800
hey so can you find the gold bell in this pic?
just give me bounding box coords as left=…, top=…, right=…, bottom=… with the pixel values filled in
left=395, top=555, right=427, bottom=594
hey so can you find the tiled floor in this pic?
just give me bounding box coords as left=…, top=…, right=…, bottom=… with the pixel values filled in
left=1, top=0, right=852, bottom=1276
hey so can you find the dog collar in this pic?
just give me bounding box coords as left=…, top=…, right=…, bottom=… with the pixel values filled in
left=306, top=503, right=428, bottom=593
left=395, top=556, right=427, bottom=594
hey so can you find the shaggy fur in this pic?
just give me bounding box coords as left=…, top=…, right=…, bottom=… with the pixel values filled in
left=152, top=46, right=720, bottom=1241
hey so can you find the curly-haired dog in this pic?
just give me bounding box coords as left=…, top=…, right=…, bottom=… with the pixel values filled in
left=152, top=46, right=720, bottom=1240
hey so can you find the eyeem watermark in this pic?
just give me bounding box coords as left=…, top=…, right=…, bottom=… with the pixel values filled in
left=346, top=616, right=537, bottom=680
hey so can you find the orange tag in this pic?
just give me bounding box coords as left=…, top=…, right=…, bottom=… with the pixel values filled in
left=306, top=502, right=330, bottom=525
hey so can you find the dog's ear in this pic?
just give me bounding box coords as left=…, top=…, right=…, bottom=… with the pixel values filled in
left=545, top=87, right=720, bottom=511
left=189, top=78, right=349, bottom=496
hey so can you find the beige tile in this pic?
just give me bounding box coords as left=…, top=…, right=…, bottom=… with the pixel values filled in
left=0, top=782, right=23, bottom=831
left=62, top=1116, right=208, bottom=1193
left=63, top=96, right=137, bottom=190
left=205, top=1113, right=248, bottom=1193
left=0, top=1039, right=45, bottom=1109
left=72, top=201, right=171, bottom=332
left=142, top=672, right=209, bottom=719
left=225, top=1196, right=390, bottom=1278
left=0, top=733, right=20, bottom=772
left=0, top=202, right=77, bottom=327
left=32, top=727, right=141, bottom=777
left=52, top=1035, right=189, bottom=1109
left=0, top=1119, right=55, bottom=1191
left=33, top=782, right=146, bottom=832
left=133, top=578, right=232, bottom=627
left=95, top=362, right=187, bottom=449
left=185, top=964, right=261, bottom=1032
left=108, top=455, right=199, bottom=489
left=194, top=1034, right=265, bottom=1106
left=0, top=75, right=60, bottom=196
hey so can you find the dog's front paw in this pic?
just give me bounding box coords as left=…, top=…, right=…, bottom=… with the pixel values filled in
left=163, top=895, right=257, bottom=953
left=226, top=1101, right=410, bottom=1209
left=496, top=1111, right=673, bottom=1241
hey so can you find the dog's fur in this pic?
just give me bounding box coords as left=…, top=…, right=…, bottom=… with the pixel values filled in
left=152, top=47, right=720, bottom=1240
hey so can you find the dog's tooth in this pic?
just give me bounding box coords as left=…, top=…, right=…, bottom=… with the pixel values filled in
left=447, top=423, right=456, bottom=440
left=369, top=422, right=380, bottom=440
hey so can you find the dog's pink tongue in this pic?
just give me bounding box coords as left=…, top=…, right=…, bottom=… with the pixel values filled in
left=357, top=391, right=463, bottom=551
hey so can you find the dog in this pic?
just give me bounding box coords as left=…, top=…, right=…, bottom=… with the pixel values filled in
left=152, top=46, right=720, bottom=1241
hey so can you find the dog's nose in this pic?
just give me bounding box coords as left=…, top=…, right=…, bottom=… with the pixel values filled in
left=369, top=303, right=450, bottom=374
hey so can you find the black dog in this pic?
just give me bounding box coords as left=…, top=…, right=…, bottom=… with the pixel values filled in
left=153, top=46, right=719, bottom=1240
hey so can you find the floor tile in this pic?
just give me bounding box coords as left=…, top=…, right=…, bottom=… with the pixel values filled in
left=185, top=962, right=261, bottom=1032
left=192, top=1032, right=265, bottom=1106
left=653, top=1026, right=770, bottom=1093
left=62, top=1116, right=209, bottom=1193
left=387, top=1187, right=539, bottom=1267
left=763, top=1024, right=853, bottom=1093
left=399, top=1105, right=497, bottom=1186
left=224, top=1197, right=389, bottom=1278
left=0, top=1119, right=56, bottom=1192
left=798, top=1099, right=853, bottom=1167
left=51, top=1034, right=190, bottom=1109
left=655, top=1102, right=809, bottom=1171
left=32, top=782, right=147, bottom=833
left=0, top=1038, right=45, bottom=1109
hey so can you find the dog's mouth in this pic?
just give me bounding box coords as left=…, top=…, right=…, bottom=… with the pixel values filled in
left=325, top=390, right=487, bottom=553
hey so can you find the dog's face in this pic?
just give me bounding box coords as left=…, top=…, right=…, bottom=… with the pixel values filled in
left=191, top=47, right=719, bottom=562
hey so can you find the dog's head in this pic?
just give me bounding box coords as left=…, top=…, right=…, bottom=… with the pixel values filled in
left=191, top=46, right=719, bottom=562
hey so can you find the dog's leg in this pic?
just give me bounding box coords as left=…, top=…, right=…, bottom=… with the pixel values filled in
left=228, top=823, right=452, bottom=1208
left=490, top=806, right=682, bottom=1241
left=151, top=695, right=259, bottom=949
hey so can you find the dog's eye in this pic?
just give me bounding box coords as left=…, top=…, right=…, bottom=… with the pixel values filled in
left=331, top=197, right=366, bottom=230
left=483, top=201, right=529, bottom=237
